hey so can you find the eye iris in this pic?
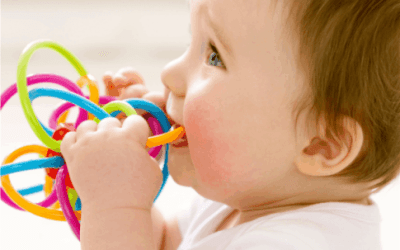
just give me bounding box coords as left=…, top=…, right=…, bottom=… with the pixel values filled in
left=209, top=52, right=220, bottom=66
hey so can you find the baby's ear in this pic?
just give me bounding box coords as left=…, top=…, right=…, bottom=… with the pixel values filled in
left=294, top=116, right=363, bottom=177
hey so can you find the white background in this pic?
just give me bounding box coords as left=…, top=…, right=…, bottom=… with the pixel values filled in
left=1, top=0, right=399, bottom=249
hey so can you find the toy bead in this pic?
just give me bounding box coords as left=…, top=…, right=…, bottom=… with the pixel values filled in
left=45, top=123, right=76, bottom=189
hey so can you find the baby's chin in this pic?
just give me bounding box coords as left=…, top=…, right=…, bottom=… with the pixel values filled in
left=166, top=144, right=194, bottom=187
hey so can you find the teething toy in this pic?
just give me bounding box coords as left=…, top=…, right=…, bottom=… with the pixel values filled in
left=0, top=40, right=185, bottom=240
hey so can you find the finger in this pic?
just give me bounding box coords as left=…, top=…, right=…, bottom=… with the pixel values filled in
left=142, top=91, right=166, bottom=111
left=137, top=91, right=167, bottom=118
left=60, top=130, right=77, bottom=156
left=113, top=73, right=126, bottom=89
left=118, top=84, right=149, bottom=102
left=116, top=112, right=128, bottom=120
left=97, top=117, right=122, bottom=132
left=103, top=71, right=119, bottom=96
left=122, top=115, right=151, bottom=148
left=116, top=66, right=134, bottom=76
left=103, top=71, right=113, bottom=84
left=118, top=67, right=145, bottom=85
left=75, top=120, right=98, bottom=139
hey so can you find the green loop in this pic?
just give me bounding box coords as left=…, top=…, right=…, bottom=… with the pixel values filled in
left=93, top=100, right=137, bottom=123
left=67, top=188, right=78, bottom=211
left=16, top=40, right=88, bottom=152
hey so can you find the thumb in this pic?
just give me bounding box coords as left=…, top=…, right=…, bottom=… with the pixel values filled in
left=119, top=91, right=165, bottom=117
left=141, top=91, right=166, bottom=113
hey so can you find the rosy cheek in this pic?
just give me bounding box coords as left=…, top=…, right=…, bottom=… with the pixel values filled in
left=184, top=98, right=233, bottom=189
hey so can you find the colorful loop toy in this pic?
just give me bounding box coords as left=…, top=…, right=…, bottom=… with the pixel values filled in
left=0, top=40, right=186, bottom=241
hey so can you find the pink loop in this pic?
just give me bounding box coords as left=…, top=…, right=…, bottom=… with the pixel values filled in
left=147, top=116, right=163, bottom=158
left=56, top=165, right=80, bottom=240
left=1, top=73, right=88, bottom=132
left=0, top=185, right=59, bottom=211
left=1, top=73, right=84, bottom=111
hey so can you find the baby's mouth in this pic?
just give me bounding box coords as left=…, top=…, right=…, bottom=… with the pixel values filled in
left=170, top=124, right=188, bottom=147
left=165, top=112, right=188, bottom=146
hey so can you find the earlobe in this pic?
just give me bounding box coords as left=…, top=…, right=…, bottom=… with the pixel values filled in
left=295, top=117, right=363, bottom=177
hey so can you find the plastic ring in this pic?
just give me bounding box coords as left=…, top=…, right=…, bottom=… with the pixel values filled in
left=16, top=40, right=89, bottom=152
left=44, top=175, right=61, bottom=209
left=93, top=100, right=138, bottom=124
left=76, top=75, right=99, bottom=120
left=56, top=165, right=80, bottom=240
left=57, top=108, right=69, bottom=125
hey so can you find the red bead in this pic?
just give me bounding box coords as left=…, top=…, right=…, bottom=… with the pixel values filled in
left=45, top=123, right=76, bottom=189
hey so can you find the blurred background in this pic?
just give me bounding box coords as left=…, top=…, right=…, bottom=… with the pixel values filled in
left=1, top=0, right=399, bottom=249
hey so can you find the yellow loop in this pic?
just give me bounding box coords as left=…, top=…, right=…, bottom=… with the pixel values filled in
left=1, top=145, right=81, bottom=221
left=44, top=175, right=60, bottom=209
left=146, top=126, right=186, bottom=148
left=57, top=110, right=69, bottom=125
left=76, top=74, right=99, bottom=121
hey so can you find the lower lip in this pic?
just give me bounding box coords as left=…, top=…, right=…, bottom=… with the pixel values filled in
left=171, top=132, right=189, bottom=148
left=171, top=138, right=188, bottom=148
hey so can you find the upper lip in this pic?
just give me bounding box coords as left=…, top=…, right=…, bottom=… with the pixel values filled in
left=165, top=109, right=183, bottom=128
left=165, top=97, right=185, bottom=127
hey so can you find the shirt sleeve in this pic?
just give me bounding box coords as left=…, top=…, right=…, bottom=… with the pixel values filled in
left=225, top=228, right=317, bottom=250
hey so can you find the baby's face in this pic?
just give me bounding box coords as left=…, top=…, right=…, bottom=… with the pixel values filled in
left=161, top=0, right=306, bottom=205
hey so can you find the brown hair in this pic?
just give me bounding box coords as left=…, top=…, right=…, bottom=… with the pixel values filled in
left=273, top=0, right=400, bottom=192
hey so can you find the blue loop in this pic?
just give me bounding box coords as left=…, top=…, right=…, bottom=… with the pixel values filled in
left=17, top=184, right=44, bottom=196
left=75, top=197, right=81, bottom=211
left=0, top=156, right=65, bottom=176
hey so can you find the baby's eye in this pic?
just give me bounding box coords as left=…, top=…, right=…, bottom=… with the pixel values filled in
left=207, top=42, right=225, bottom=68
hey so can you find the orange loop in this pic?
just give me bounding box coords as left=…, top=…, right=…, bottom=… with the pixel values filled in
left=57, top=110, right=69, bottom=125
left=44, top=174, right=60, bottom=209
left=76, top=74, right=99, bottom=120
left=1, top=145, right=81, bottom=221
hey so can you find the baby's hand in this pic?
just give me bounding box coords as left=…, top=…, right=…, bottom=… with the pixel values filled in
left=60, top=115, right=163, bottom=211
left=103, top=66, right=145, bottom=97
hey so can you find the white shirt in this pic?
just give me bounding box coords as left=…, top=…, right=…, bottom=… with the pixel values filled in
left=177, top=193, right=382, bottom=250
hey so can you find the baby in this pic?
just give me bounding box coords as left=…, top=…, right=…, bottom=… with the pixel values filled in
left=65, top=0, right=400, bottom=249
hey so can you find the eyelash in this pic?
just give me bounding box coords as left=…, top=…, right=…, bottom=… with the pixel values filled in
left=186, top=41, right=225, bottom=68
left=206, top=42, right=225, bottom=68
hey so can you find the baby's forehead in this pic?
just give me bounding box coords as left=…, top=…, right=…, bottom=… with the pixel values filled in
left=190, top=0, right=280, bottom=30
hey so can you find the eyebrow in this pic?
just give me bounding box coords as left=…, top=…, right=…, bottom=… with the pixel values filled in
left=188, top=1, right=234, bottom=60
left=203, top=8, right=234, bottom=59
